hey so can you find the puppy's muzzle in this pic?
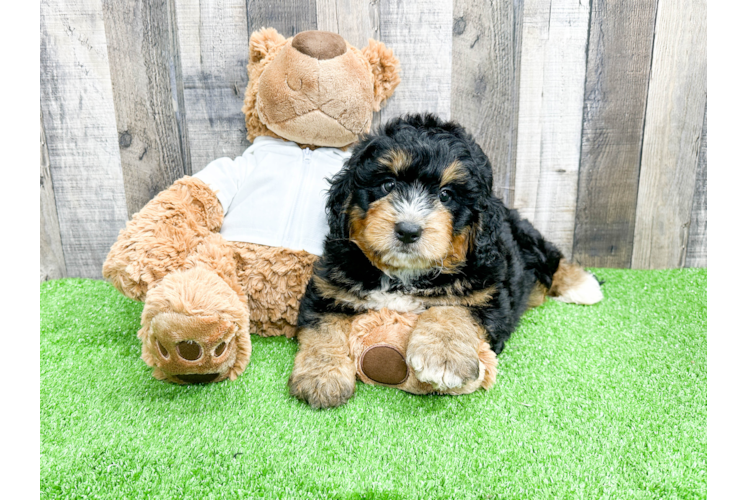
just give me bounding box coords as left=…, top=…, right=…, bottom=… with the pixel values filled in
left=394, top=222, right=422, bottom=244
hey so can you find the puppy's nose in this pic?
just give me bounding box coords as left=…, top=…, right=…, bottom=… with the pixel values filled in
left=394, top=222, right=422, bottom=244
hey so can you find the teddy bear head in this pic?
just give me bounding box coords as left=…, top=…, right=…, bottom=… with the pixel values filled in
left=242, top=28, right=401, bottom=148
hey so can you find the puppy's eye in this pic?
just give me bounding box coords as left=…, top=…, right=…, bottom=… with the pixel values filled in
left=439, top=188, right=453, bottom=203
left=382, top=180, right=395, bottom=193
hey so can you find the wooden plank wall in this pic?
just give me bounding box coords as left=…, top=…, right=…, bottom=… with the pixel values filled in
left=40, top=0, right=129, bottom=279
left=40, top=0, right=708, bottom=280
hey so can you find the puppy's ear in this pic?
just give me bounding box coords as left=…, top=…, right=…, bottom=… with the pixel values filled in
left=326, top=165, right=356, bottom=240
left=326, top=137, right=383, bottom=238
left=250, top=28, right=286, bottom=64
left=472, top=198, right=506, bottom=271
left=361, top=39, right=401, bottom=111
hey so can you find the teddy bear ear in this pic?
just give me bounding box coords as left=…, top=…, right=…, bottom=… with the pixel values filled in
left=249, top=27, right=286, bottom=64
left=361, top=39, right=401, bottom=111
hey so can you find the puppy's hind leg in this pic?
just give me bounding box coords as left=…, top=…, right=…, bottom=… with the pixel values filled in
left=548, top=259, right=603, bottom=305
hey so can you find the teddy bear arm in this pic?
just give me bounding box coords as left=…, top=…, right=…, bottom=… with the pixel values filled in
left=102, top=176, right=224, bottom=301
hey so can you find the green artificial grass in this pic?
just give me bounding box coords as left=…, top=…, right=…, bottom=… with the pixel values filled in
left=41, top=268, right=706, bottom=499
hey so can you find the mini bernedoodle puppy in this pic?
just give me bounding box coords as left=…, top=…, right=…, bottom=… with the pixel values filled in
left=289, top=113, right=602, bottom=409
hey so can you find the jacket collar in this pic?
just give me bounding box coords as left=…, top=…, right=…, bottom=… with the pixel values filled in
left=250, top=136, right=352, bottom=160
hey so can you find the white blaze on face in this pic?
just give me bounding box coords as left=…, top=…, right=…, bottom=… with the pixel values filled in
left=377, top=182, right=457, bottom=274
left=382, top=183, right=432, bottom=269
left=391, top=183, right=433, bottom=227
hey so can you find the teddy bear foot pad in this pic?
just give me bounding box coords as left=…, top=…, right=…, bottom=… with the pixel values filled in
left=360, top=344, right=409, bottom=385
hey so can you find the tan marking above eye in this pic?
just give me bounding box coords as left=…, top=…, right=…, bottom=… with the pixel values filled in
left=441, top=161, right=469, bottom=187
left=377, top=149, right=411, bottom=174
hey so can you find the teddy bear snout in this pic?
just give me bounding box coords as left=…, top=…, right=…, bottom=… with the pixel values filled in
left=291, top=30, right=347, bottom=60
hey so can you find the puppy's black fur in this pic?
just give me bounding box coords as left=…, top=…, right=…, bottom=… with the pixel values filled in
left=298, top=113, right=563, bottom=354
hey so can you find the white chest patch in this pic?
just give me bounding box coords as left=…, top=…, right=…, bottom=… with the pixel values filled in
left=359, top=291, right=426, bottom=314
left=354, top=277, right=426, bottom=313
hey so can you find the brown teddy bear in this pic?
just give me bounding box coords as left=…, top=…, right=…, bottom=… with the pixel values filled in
left=103, top=28, right=400, bottom=384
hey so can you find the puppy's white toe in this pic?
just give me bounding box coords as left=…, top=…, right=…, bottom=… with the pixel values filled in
left=554, top=271, right=603, bottom=305
left=442, top=369, right=465, bottom=390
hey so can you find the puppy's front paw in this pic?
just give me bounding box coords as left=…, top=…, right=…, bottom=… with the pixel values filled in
left=288, top=359, right=356, bottom=409
left=406, top=331, right=481, bottom=392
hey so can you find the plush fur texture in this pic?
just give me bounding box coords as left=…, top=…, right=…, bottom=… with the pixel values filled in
left=288, top=113, right=603, bottom=408
left=104, top=178, right=318, bottom=382
left=233, top=242, right=318, bottom=338
left=103, top=29, right=401, bottom=384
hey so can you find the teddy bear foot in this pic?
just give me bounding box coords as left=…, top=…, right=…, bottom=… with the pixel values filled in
left=359, top=344, right=409, bottom=385
left=138, top=266, right=251, bottom=384
left=350, top=308, right=499, bottom=396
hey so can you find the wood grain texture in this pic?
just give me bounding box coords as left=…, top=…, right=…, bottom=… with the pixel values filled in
left=505, top=0, right=524, bottom=208
left=247, top=0, right=317, bottom=36
left=315, top=0, right=378, bottom=47
left=40, top=0, right=129, bottom=279
left=174, top=0, right=251, bottom=173
left=572, top=0, right=657, bottom=267
left=378, top=0, right=452, bottom=124
left=451, top=0, right=518, bottom=203
left=631, top=0, right=707, bottom=269
left=40, top=115, right=67, bottom=282
left=102, top=0, right=187, bottom=217
left=513, top=0, right=591, bottom=257
left=685, top=102, right=707, bottom=268
left=316, top=0, right=382, bottom=129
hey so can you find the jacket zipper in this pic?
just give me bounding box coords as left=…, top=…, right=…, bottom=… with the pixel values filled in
left=281, top=149, right=312, bottom=245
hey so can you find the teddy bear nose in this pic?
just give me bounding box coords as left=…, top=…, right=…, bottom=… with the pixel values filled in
left=292, top=30, right=347, bottom=60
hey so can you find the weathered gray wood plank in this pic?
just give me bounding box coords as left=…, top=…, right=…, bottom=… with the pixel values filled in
left=378, top=0, right=452, bottom=124
left=173, top=0, right=251, bottom=173
left=512, top=0, right=591, bottom=257
left=685, top=102, right=707, bottom=268
left=247, top=0, right=317, bottom=36
left=40, top=114, right=67, bottom=282
left=40, top=0, right=129, bottom=279
left=316, top=0, right=378, bottom=48
left=631, top=0, right=707, bottom=269
left=572, top=0, right=658, bottom=268
left=102, top=0, right=187, bottom=217
left=166, top=0, right=192, bottom=176
left=451, top=0, right=518, bottom=203
left=505, top=0, right=524, bottom=208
